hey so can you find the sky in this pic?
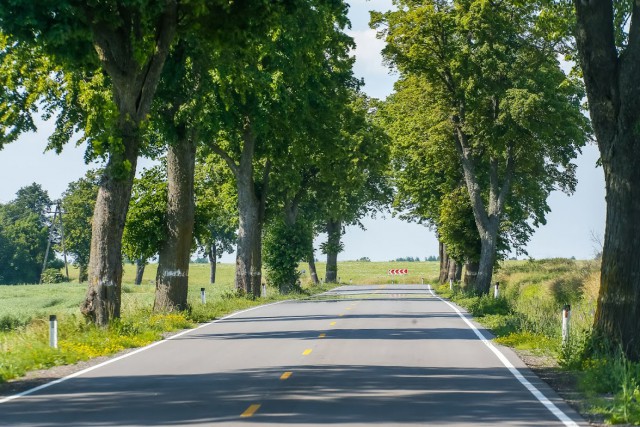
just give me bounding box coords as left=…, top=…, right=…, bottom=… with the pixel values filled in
left=0, top=1, right=606, bottom=262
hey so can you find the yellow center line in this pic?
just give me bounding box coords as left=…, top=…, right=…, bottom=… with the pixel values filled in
left=346, top=307, right=352, bottom=310
left=330, top=321, right=336, bottom=326
left=241, top=404, right=261, bottom=418
left=318, top=333, right=326, bottom=338
left=280, top=371, right=293, bottom=380
left=303, top=349, right=313, bottom=356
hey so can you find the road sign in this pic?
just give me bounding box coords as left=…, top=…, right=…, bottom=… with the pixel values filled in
left=387, top=269, right=408, bottom=275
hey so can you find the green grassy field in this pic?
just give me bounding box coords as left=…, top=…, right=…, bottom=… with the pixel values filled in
left=0, top=261, right=439, bottom=330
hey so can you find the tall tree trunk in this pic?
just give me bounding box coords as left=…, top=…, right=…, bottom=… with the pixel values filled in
left=207, top=243, right=217, bottom=284
left=463, top=261, right=479, bottom=290
left=233, top=120, right=260, bottom=295
left=82, top=133, right=139, bottom=325
left=134, top=259, right=146, bottom=285
left=308, top=249, right=319, bottom=285
left=474, top=219, right=500, bottom=294
left=250, top=222, right=264, bottom=296
left=454, top=261, right=462, bottom=282
left=78, top=264, right=88, bottom=283
left=325, top=219, right=341, bottom=283
left=447, top=257, right=459, bottom=282
left=453, top=125, right=513, bottom=295
left=154, top=135, right=196, bottom=312
left=80, top=2, right=177, bottom=325
left=573, top=0, right=640, bottom=360
left=439, top=241, right=450, bottom=284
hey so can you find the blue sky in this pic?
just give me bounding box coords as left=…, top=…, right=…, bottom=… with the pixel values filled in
left=0, top=1, right=606, bottom=262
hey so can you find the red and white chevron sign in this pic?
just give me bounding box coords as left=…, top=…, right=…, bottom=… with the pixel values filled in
left=387, top=269, right=408, bottom=275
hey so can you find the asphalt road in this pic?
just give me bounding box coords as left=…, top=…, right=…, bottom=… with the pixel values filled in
left=0, top=284, right=586, bottom=426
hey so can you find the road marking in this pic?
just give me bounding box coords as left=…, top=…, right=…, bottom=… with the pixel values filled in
left=302, top=349, right=313, bottom=356
left=0, top=300, right=291, bottom=405
left=330, top=321, right=336, bottom=326
left=280, top=371, right=293, bottom=380
left=427, top=285, right=580, bottom=427
left=318, top=333, right=326, bottom=338
left=241, top=403, right=261, bottom=417
left=346, top=307, right=352, bottom=310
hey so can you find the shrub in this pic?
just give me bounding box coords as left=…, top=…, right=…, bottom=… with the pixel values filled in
left=40, top=269, right=69, bottom=284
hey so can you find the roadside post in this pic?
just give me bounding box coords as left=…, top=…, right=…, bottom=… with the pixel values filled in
left=261, top=283, right=267, bottom=298
left=201, top=288, right=206, bottom=304
left=562, top=305, right=571, bottom=347
left=49, top=315, right=58, bottom=349
left=449, top=279, right=453, bottom=291
left=421, top=277, right=424, bottom=285
left=494, top=282, right=500, bottom=298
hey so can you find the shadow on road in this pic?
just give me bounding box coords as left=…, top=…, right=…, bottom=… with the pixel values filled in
left=0, top=365, right=557, bottom=426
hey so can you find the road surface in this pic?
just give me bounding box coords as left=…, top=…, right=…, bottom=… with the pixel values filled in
left=0, top=284, right=585, bottom=426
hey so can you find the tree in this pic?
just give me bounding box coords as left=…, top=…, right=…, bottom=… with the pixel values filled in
left=318, top=95, right=392, bottom=283
left=373, top=0, right=589, bottom=293
left=122, top=165, right=168, bottom=286
left=569, top=1, right=640, bottom=360
left=151, top=41, right=199, bottom=311
left=60, top=170, right=100, bottom=282
left=204, top=0, right=355, bottom=295
left=193, top=153, right=237, bottom=284
left=0, top=184, right=51, bottom=284
left=0, top=0, right=179, bottom=324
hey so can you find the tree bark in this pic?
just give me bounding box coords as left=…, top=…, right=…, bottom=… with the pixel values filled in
left=325, top=219, right=341, bottom=283
left=439, top=241, right=450, bottom=284
left=308, top=249, right=319, bottom=285
left=134, top=259, right=146, bottom=285
left=463, top=261, right=479, bottom=290
left=211, top=120, right=271, bottom=296
left=207, top=243, right=217, bottom=284
left=154, top=133, right=196, bottom=312
left=454, top=261, right=462, bottom=282
left=447, top=257, right=459, bottom=282
left=82, top=134, right=139, bottom=325
left=573, top=1, right=640, bottom=360
left=453, top=123, right=514, bottom=294
left=81, top=1, right=178, bottom=325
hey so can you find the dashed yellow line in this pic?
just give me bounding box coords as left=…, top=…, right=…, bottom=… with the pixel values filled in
left=330, top=321, right=336, bottom=326
left=303, top=349, right=313, bottom=356
left=318, top=333, right=326, bottom=338
left=241, top=404, right=261, bottom=418
left=280, top=371, right=293, bottom=380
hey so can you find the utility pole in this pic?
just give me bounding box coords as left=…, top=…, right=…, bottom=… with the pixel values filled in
left=40, top=201, right=69, bottom=283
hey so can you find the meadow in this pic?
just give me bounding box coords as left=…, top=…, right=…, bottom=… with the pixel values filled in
left=0, top=260, right=439, bottom=330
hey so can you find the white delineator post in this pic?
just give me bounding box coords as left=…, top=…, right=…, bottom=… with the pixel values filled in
left=49, top=315, right=58, bottom=349
left=261, top=283, right=266, bottom=298
left=449, top=279, right=453, bottom=290
left=421, top=277, right=424, bottom=285
left=562, top=305, right=571, bottom=347
left=494, top=282, right=500, bottom=298
left=200, top=288, right=206, bottom=304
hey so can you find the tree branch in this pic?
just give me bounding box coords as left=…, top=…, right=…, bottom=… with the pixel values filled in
left=452, top=120, right=490, bottom=233
left=209, top=143, right=239, bottom=177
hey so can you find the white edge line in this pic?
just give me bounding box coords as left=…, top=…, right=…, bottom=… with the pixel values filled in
left=0, top=299, right=290, bottom=405
left=427, top=285, right=580, bottom=427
